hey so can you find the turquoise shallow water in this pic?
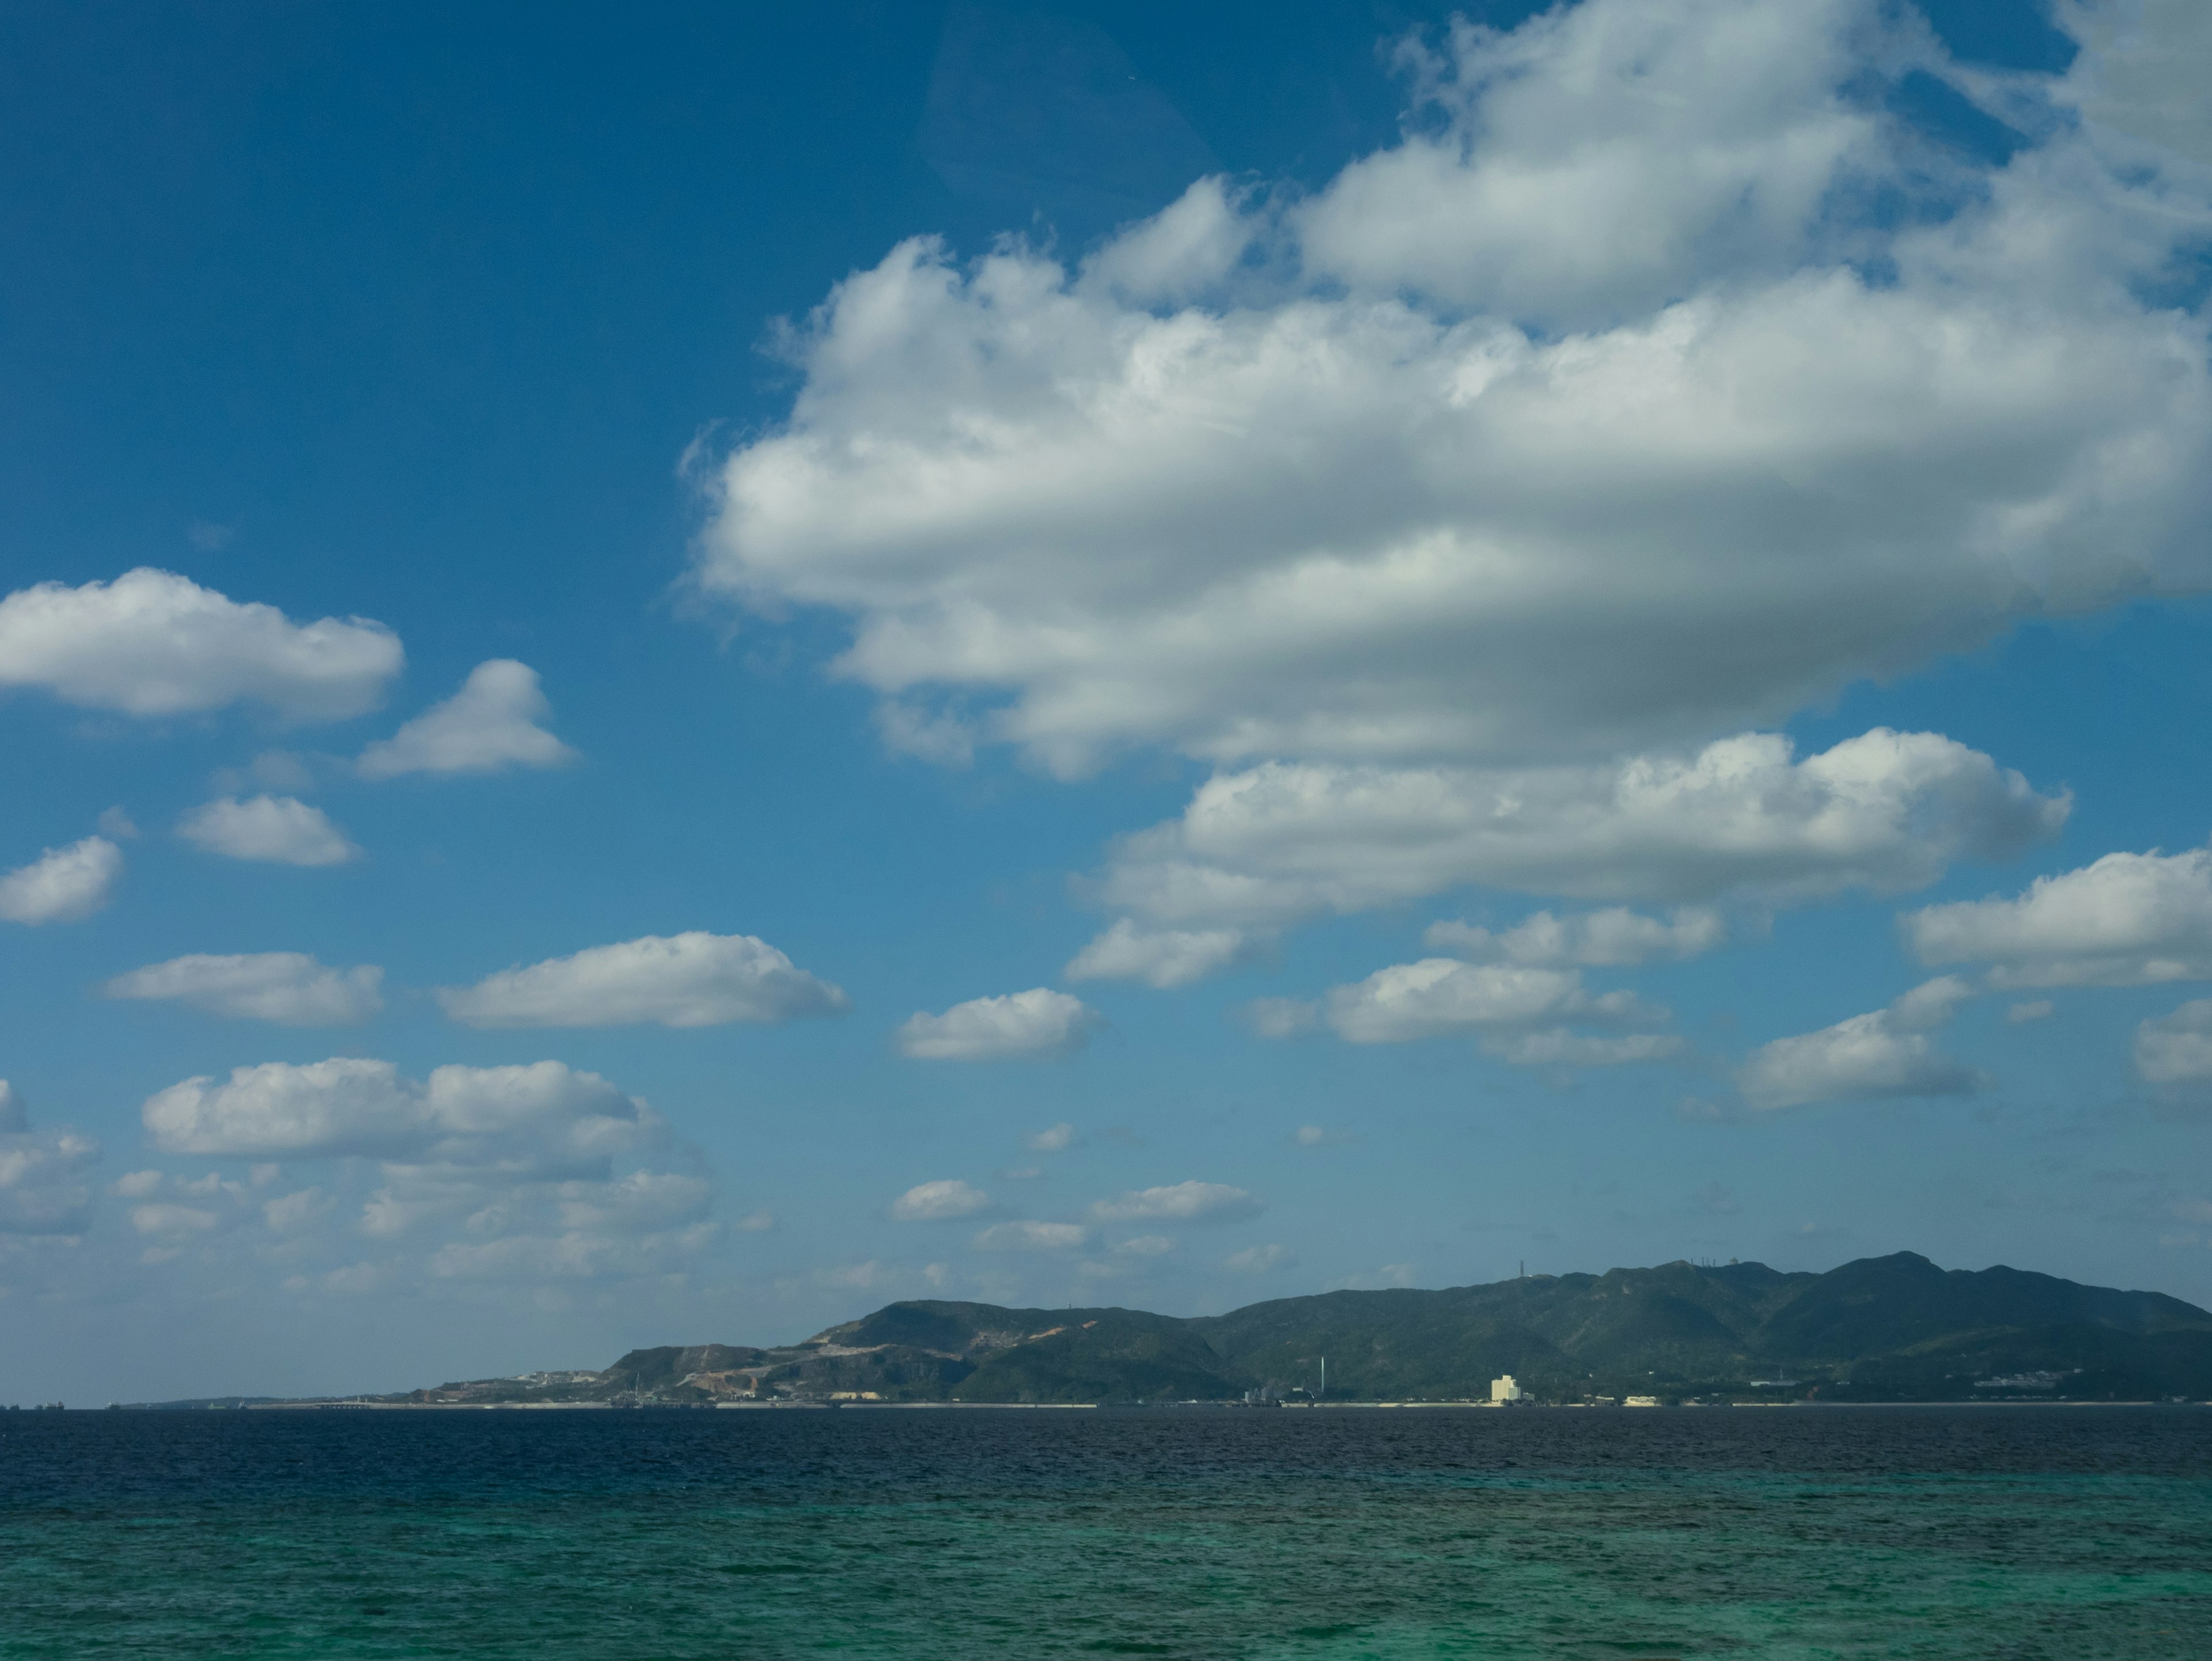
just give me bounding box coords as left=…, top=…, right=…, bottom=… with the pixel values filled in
left=3, top=1406, right=2208, bottom=1658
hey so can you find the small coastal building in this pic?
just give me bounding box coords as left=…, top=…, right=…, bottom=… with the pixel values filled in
left=1490, top=1374, right=1524, bottom=1403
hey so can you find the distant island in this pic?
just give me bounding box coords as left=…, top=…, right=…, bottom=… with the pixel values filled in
left=138, top=1253, right=2212, bottom=1409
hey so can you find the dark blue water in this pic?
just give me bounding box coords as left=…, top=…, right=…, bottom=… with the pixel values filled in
left=4, top=1406, right=2208, bottom=1658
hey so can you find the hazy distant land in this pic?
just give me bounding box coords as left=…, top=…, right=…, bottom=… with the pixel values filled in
left=111, top=1253, right=2212, bottom=1411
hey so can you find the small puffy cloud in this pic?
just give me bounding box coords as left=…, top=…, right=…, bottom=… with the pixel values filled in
left=1903, top=847, right=2212, bottom=988
left=1026, top=1122, right=1077, bottom=1153
left=262, top=1187, right=325, bottom=1232
left=130, top=1202, right=219, bottom=1238
left=0, top=568, right=401, bottom=721
left=1113, top=1234, right=1175, bottom=1256
left=1090, top=1181, right=1262, bottom=1225
left=1243, top=998, right=1319, bottom=1039
left=111, top=1170, right=162, bottom=1198
left=141, top=1057, right=657, bottom=1169
left=972, top=1220, right=1088, bottom=1252
left=104, top=953, right=384, bottom=1026
left=734, top=1209, right=777, bottom=1232
left=177, top=797, right=359, bottom=867
left=1737, top=979, right=1983, bottom=1111
left=2135, top=1000, right=2212, bottom=1087
left=0, top=836, right=122, bottom=924
left=1426, top=906, right=1725, bottom=967
left=0, top=1125, right=99, bottom=1235
left=2007, top=1000, right=2055, bottom=1025
left=891, top=1179, right=991, bottom=1221
left=1322, top=960, right=1669, bottom=1053
left=1065, top=920, right=1249, bottom=989
left=438, top=932, right=847, bottom=1029
left=357, top=660, right=578, bottom=780
left=0, top=1080, right=24, bottom=1133
left=552, top=1170, right=713, bottom=1236
left=96, top=807, right=139, bottom=839
left=1224, top=1243, right=1295, bottom=1273
left=897, top=988, right=1099, bottom=1061
left=1101, top=733, right=2065, bottom=937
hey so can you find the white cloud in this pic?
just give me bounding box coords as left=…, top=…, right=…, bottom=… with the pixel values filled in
left=357, top=660, right=578, bottom=780
left=972, top=1220, right=1088, bottom=1251
left=1113, top=1234, right=1175, bottom=1256
left=437, top=932, right=848, bottom=1029
left=1243, top=998, right=1319, bottom=1039
left=1298, top=2, right=1888, bottom=328
left=0, top=1082, right=22, bottom=1134
left=1903, top=846, right=2212, bottom=987
left=2065, top=0, right=2212, bottom=165
left=0, top=1126, right=99, bottom=1235
left=141, top=1057, right=658, bottom=1168
left=2136, top=1000, right=2212, bottom=1087
left=1321, top=959, right=1672, bottom=1061
left=104, top=953, right=384, bottom=1026
left=178, top=797, right=359, bottom=867
left=891, top=1179, right=991, bottom=1221
left=0, top=836, right=122, bottom=924
left=1224, top=1243, right=1294, bottom=1273
left=691, top=0, right=2212, bottom=781
left=1737, top=978, right=1983, bottom=1110
left=120, top=1064, right=714, bottom=1290
left=427, top=1216, right=717, bottom=1283
left=112, top=1169, right=161, bottom=1198
left=1426, top=906, right=1725, bottom=967
left=1100, top=732, right=2066, bottom=936
left=1089, top=1181, right=1262, bottom=1224
left=2007, top=1000, right=2056, bottom=1024
left=262, top=1187, right=325, bottom=1232
left=96, top=807, right=140, bottom=839
left=552, top=1170, right=712, bottom=1235
left=0, top=568, right=401, bottom=721
left=130, top=1202, right=219, bottom=1238
left=1064, top=919, right=1249, bottom=988
left=1025, top=1122, right=1076, bottom=1153
left=735, top=1209, right=777, bottom=1232
left=897, top=988, right=1098, bottom=1060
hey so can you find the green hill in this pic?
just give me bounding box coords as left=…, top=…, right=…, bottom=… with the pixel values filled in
left=387, top=1253, right=2212, bottom=1406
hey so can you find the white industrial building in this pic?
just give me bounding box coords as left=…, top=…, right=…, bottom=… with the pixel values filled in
left=1490, top=1374, right=1524, bottom=1403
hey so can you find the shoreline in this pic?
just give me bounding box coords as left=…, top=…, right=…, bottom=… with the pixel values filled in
left=78, top=1396, right=2206, bottom=1413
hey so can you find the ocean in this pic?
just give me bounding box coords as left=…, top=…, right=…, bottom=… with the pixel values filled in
left=2, top=1405, right=2207, bottom=1658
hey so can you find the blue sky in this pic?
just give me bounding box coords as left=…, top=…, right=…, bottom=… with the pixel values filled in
left=4, top=0, right=2212, bottom=1403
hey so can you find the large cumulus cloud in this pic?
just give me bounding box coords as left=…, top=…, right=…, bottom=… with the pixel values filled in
left=691, top=0, right=2212, bottom=780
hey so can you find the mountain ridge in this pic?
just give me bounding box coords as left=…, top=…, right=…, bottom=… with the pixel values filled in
left=344, top=1252, right=2212, bottom=1408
